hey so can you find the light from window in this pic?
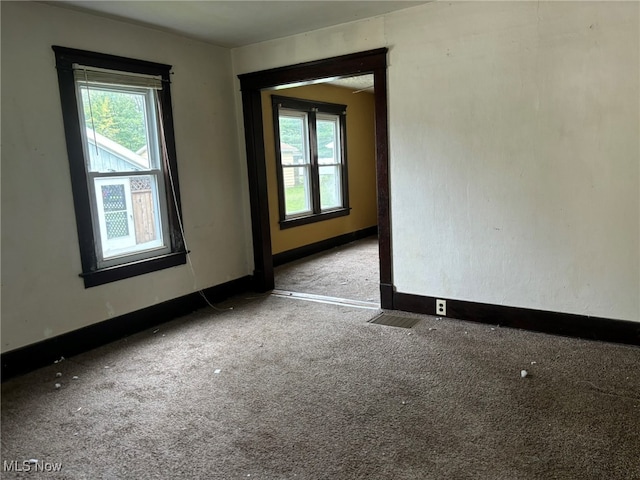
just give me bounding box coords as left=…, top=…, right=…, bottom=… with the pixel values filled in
left=279, top=112, right=312, bottom=216
left=316, top=115, right=342, bottom=210
left=272, top=95, right=349, bottom=228
left=79, top=82, right=168, bottom=265
left=54, top=46, right=185, bottom=287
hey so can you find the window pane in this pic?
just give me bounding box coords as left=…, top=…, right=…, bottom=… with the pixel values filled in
left=319, top=165, right=342, bottom=210
left=105, top=210, right=130, bottom=239
left=102, top=184, right=130, bottom=239
left=284, top=166, right=312, bottom=216
left=279, top=115, right=307, bottom=166
left=80, top=86, right=152, bottom=173
left=95, top=175, right=165, bottom=260
left=317, top=117, right=339, bottom=165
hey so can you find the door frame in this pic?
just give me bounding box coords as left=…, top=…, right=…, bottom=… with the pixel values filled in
left=238, top=48, right=393, bottom=309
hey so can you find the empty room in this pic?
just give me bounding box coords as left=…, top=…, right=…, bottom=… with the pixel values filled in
left=1, top=1, right=638, bottom=478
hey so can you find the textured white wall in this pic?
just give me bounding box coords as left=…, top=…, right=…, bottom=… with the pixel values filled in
left=232, top=2, right=639, bottom=321
left=1, top=2, right=252, bottom=352
left=232, top=16, right=386, bottom=75
left=387, top=2, right=638, bottom=321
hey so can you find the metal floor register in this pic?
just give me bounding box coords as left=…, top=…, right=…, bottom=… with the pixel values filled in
left=368, top=313, right=422, bottom=329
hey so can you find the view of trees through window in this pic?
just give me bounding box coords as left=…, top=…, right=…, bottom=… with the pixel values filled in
left=277, top=110, right=342, bottom=217
left=79, top=85, right=163, bottom=260
left=81, top=88, right=147, bottom=152
left=54, top=45, right=185, bottom=286
left=278, top=117, right=335, bottom=159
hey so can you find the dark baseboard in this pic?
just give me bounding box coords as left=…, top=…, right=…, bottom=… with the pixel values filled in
left=393, top=291, right=640, bottom=346
left=1, top=276, right=252, bottom=381
left=272, top=226, right=378, bottom=267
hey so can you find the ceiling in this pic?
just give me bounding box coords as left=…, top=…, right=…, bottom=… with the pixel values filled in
left=49, top=1, right=428, bottom=49
left=48, top=1, right=425, bottom=91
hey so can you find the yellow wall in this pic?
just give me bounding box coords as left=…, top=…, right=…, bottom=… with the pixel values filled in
left=262, top=84, right=377, bottom=254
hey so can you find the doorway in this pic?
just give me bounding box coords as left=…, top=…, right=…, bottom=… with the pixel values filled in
left=274, top=235, right=381, bottom=306
left=238, top=48, right=393, bottom=309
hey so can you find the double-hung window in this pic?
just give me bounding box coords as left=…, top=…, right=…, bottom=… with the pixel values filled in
left=272, top=96, right=349, bottom=228
left=53, top=46, right=185, bottom=287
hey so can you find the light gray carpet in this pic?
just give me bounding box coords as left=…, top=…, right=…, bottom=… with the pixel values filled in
left=2, top=293, right=639, bottom=479
left=275, top=236, right=380, bottom=303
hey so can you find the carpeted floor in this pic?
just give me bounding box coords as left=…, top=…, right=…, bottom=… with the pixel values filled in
left=274, top=236, right=380, bottom=304
left=2, top=240, right=639, bottom=479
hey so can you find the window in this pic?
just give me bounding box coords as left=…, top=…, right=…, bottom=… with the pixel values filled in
left=272, top=96, right=349, bottom=228
left=53, top=46, right=185, bottom=287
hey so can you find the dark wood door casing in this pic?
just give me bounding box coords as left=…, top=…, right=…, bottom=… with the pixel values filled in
left=238, top=48, right=392, bottom=308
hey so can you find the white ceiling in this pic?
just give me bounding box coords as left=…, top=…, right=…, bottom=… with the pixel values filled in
left=49, top=1, right=428, bottom=49
left=324, top=74, right=375, bottom=93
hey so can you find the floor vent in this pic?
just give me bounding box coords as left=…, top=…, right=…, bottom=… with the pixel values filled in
left=368, top=313, right=421, bottom=329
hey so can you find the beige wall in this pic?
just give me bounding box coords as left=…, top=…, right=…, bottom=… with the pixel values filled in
left=261, top=84, right=377, bottom=255
left=233, top=1, right=639, bottom=322
left=1, top=2, right=252, bottom=352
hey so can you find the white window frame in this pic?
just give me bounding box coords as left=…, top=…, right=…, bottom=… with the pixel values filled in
left=76, top=82, right=172, bottom=268
left=272, top=95, right=350, bottom=229
left=278, top=109, right=313, bottom=217
left=316, top=113, right=343, bottom=211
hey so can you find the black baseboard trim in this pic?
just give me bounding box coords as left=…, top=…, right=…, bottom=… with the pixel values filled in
left=1, top=275, right=252, bottom=381
left=393, top=291, right=640, bottom=346
left=272, top=226, right=378, bottom=267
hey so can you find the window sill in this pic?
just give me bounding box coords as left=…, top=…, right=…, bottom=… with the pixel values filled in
left=80, top=251, right=187, bottom=288
left=279, top=208, right=350, bottom=230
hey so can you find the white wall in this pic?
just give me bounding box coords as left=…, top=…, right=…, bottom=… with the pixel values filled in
left=232, top=16, right=386, bottom=75
left=232, top=2, right=639, bottom=322
left=1, top=1, right=252, bottom=352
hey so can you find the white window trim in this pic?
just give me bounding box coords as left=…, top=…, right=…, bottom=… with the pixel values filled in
left=76, top=79, right=172, bottom=268
left=272, top=95, right=350, bottom=229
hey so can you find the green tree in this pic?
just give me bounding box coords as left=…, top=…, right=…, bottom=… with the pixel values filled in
left=82, top=88, right=147, bottom=152
left=278, top=116, right=337, bottom=160
left=316, top=120, right=336, bottom=160
left=278, top=116, right=304, bottom=152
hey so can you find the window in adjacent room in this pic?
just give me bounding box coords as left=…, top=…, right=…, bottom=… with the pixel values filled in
left=53, top=46, right=186, bottom=287
left=272, top=95, right=349, bottom=228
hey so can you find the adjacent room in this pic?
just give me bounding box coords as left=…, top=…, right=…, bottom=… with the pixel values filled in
left=2, top=1, right=638, bottom=478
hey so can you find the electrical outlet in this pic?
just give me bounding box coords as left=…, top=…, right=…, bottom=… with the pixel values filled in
left=436, top=299, right=446, bottom=316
